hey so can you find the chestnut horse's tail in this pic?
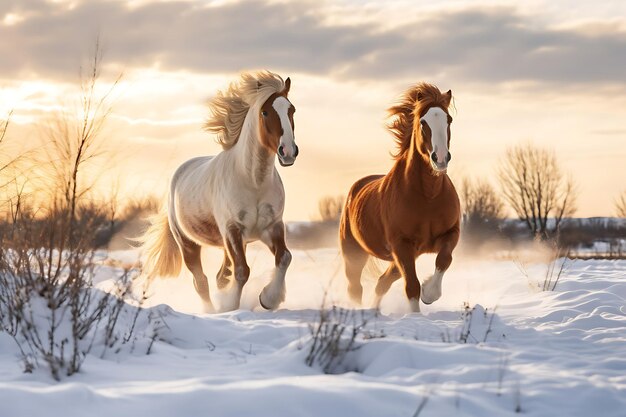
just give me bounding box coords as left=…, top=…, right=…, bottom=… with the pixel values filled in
left=140, top=210, right=182, bottom=279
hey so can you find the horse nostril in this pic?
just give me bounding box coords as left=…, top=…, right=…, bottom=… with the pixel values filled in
left=294, top=144, right=299, bottom=157
left=431, top=152, right=438, bottom=163
left=447, top=152, right=452, bottom=163
left=278, top=145, right=285, bottom=157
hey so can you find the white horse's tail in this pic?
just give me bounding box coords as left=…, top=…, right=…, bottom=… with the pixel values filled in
left=141, top=211, right=182, bottom=278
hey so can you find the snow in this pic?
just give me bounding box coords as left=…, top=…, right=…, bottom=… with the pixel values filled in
left=1, top=245, right=625, bottom=416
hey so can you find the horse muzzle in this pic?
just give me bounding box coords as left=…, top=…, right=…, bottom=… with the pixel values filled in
left=430, top=150, right=450, bottom=173
left=278, top=143, right=299, bottom=167
left=430, top=161, right=448, bottom=173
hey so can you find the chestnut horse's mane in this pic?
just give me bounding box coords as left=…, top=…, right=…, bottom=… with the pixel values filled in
left=386, top=83, right=450, bottom=159
left=204, top=71, right=286, bottom=150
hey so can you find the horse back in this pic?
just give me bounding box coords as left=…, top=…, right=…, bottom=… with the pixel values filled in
left=171, top=156, right=213, bottom=189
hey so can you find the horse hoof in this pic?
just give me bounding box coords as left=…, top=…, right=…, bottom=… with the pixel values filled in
left=259, top=292, right=281, bottom=310
left=259, top=286, right=285, bottom=310
left=259, top=294, right=272, bottom=310
left=420, top=289, right=441, bottom=305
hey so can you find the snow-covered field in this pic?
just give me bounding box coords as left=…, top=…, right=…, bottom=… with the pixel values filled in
left=1, top=245, right=625, bottom=417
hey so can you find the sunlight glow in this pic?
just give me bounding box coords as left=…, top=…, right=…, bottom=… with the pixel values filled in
left=1, top=0, right=624, bottom=219
left=2, top=13, right=24, bottom=26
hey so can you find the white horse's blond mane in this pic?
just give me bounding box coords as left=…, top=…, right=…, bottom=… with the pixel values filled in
left=204, top=71, right=286, bottom=150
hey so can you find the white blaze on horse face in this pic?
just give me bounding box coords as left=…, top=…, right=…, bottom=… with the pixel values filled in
left=421, top=107, right=449, bottom=172
left=272, top=96, right=297, bottom=165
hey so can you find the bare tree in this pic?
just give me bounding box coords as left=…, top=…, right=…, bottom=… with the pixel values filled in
left=616, top=191, right=626, bottom=218
left=498, top=143, right=576, bottom=238
left=41, top=37, right=122, bottom=232
left=318, top=195, right=344, bottom=222
left=461, top=177, right=504, bottom=229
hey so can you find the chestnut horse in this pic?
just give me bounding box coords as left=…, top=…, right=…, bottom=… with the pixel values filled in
left=339, top=83, right=460, bottom=313
left=142, top=71, right=298, bottom=312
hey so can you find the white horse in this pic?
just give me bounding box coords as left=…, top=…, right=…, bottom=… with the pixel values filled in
left=142, top=71, right=298, bottom=312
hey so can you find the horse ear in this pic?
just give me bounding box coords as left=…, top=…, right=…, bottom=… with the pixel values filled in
left=283, top=77, right=291, bottom=95
left=257, top=81, right=262, bottom=89
left=445, top=89, right=452, bottom=106
left=416, top=91, right=424, bottom=102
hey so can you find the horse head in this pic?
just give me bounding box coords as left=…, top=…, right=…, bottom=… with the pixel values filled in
left=414, top=87, right=453, bottom=173
left=258, top=77, right=298, bottom=167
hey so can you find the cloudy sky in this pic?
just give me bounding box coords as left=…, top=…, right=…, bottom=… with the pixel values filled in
left=1, top=0, right=625, bottom=219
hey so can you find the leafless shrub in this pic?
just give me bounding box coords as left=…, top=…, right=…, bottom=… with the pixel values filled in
left=102, top=194, right=161, bottom=250
left=514, top=380, right=522, bottom=413
left=412, top=391, right=431, bottom=417
left=542, top=244, right=571, bottom=291
left=514, top=241, right=571, bottom=291
left=616, top=191, right=626, bottom=218
left=449, top=303, right=501, bottom=344
left=0, top=111, right=29, bottom=186
left=318, top=195, right=344, bottom=222
left=0, top=40, right=146, bottom=380
left=499, top=143, right=577, bottom=239
left=0, top=193, right=143, bottom=379
left=0, top=112, right=9, bottom=144
left=305, top=306, right=370, bottom=374
left=135, top=307, right=171, bottom=356
left=121, top=195, right=160, bottom=220
left=496, top=351, right=510, bottom=396
left=92, top=193, right=161, bottom=249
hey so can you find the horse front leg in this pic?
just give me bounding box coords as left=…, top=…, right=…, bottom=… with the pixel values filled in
left=421, top=228, right=459, bottom=305
left=220, top=223, right=249, bottom=312
left=259, top=221, right=291, bottom=310
left=391, top=238, right=421, bottom=313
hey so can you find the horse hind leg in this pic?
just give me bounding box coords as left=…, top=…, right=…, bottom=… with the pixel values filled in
left=179, top=236, right=213, bottom=310
left=215, top=249, right=232, bottom=290
left=341, top=241, right=368, bottom=305
left=342, top=254, right=367, bottom=305
left=340, top=217, right=368, bottom=305
left=373, top=263, right=401, bottom=309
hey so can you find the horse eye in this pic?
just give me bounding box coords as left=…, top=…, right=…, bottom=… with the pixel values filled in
left=261, top=111, right=268, bottom=117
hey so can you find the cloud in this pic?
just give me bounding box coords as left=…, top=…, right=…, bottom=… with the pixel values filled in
left=1, top=0, right=625, bottom=86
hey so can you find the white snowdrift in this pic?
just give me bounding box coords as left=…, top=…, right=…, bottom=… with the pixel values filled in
left=0, top=245, right=624, bottom=417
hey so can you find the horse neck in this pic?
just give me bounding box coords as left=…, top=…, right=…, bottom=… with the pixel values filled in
left=231, top=110, right=275, bottom=188
left=401, top=131, right=444, bottom=199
